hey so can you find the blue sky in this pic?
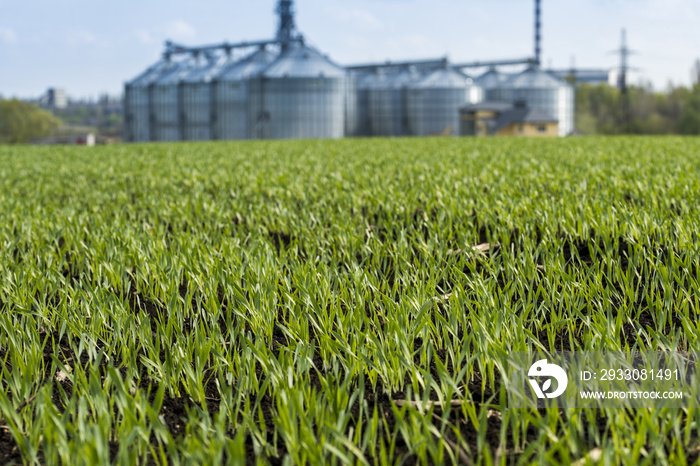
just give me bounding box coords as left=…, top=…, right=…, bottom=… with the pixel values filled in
left=0, top=0, right=698, bottom=99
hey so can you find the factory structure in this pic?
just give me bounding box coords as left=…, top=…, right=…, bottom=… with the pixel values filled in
left=124, top=0, right=576, bottom=142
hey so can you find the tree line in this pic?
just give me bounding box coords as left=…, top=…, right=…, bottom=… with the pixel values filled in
left=574, top=60, right=700, bottom=135
left=0, top=98, right=61, bottom=144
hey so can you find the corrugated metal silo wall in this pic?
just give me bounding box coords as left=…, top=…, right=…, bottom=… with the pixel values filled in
left=150, top=84, right=181, bottom=141
left=356, top=88, right=371, bottom=136
left=124, top=86, right=151, bottom=142
left=483, top=87, right=499, bottom=101
left=469, top=86, right=485, bottom=105
left=558, top=86, right=574, bottom=137
left=344, top=76, right=359, bottom=137
left=353, top=71, right=372, bottom=136
left=488, top=88, right=511, bottom=105
left=406, top=88, right=470, bottom=136
left=248, top=77, right=347, bottom=140
left=181, top=82, right=212, bottom=141
left=368, top=87, right=407, bottom=137
left=212, top=80, right=250, bottom=140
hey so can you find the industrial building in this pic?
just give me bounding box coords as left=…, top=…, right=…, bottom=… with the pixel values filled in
left=123, top=0, right=575, bottom=141
left=460, top=102, right=559, bottom=137
left=37, top=88, right=68, bottom=110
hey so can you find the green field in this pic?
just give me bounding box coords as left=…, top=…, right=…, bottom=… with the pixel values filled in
left=1, top=137, right=700, bottom=465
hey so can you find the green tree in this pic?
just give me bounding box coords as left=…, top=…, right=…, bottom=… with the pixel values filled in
left=574, top=61, right=700, bottom=136
left=678, top=60, right=700, bottom=135
left=0, top=99, right=62, bottom=144
left=575, top=83, right=621, bottom=134
left=678, top=85, right=700, bottom=135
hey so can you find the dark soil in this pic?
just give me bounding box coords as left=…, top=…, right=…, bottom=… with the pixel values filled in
left=0, top=429, right=22, bottom=465
left=158, top=396, right=192, bottom=437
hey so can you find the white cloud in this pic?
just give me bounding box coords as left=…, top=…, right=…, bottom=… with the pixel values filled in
left=165, top=20, right=196, bottom=40
left=134, top=29, right=154, bottom=44
left=0, top=26, right=17, bottom=44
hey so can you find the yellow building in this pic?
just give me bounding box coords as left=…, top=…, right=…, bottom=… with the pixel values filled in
left=460, top=101, right=559, bottom=137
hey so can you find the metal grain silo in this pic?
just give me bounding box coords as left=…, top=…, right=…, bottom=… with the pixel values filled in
left=490, top=66, right=574, bottom=137
left=150, top=56, right=198, bottom=141
left=124, top=59, right=173, bottom=142
left=212, top=48, right=276, bottom=140
left=475, top=67, right=512, bottom=101
left=180, top=54, right=229, bottom=141
left=248, top=41, right=347, bottom=139
left=365, top=68, right=420, bottom=137
left=352, top=71, right=374, bottom=137
left=406, top=67, right=484, bottom=136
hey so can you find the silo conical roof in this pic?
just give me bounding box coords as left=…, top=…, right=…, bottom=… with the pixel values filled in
left=261, top=42, right=346, bottom=78
left=217, top=48, right=277, bottom=81
left=391, top=67, right=421, bottom=87
left=181, top=55, right=230, bottom=84
left=507, top=66, right=569, bottom=88
left=409, top=68, right=472, bottom=88
left=154, top=56, right=199, bottom=85
left=475, top=68, right=511, bottom=89
left=362, top=67, right=420, bottom=89
left=127, top=59, right=177, bottom=87
left=360, top=70, right=392, bottom=90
